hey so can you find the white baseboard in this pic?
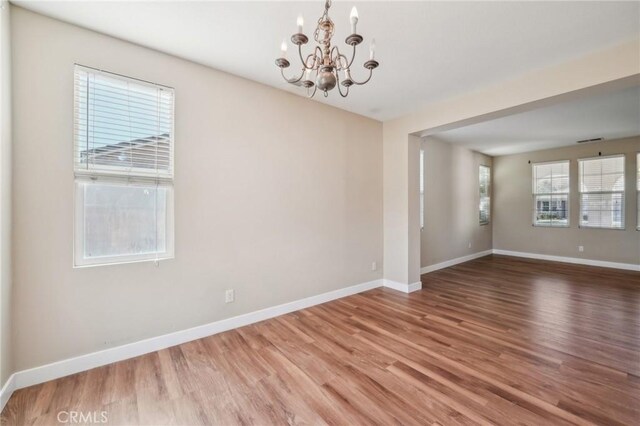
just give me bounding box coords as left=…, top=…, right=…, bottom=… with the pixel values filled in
left=421, top=249, right=493, bottom=274
left=0, top=373, right=15, bottom=412
left=493, top=249, right=640, bottom=272
left=3, top=278, right=384, bottom=409
left=383, top=279, right=422, bottom=293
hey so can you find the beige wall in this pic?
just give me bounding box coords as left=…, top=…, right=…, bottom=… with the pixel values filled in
left=0, top=0, right=12, bottom=387
left=10, top=7, right=383, bottom=372
left=382, top=125, right=421, bottom=286
left=421, top=137, right=492, bottom=267
left=494, top=136, right=640, bottom=264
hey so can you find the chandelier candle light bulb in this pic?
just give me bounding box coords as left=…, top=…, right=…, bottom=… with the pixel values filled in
left=370, top=38, right=376, bottom=60
left=274, top=0, right=379, bottom=98
left=350, top=6, right=358, bottom=34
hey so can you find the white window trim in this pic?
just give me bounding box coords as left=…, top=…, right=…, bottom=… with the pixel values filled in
left=420, top=148, right=424, bottom=230
left=479, top=165, right=490, bottom=226
left=73, top=65, right=176, bottom=267
left=578, top=154, right=626, bottom=230
left=531, top=160, right=571, bottom=228
left=636, top=152, right=639, bottom=231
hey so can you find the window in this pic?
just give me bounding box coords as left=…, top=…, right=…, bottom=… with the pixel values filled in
left=74, top=65, right=174, bottom=266
left=532, top=161, right=569, bottom=227
left=578, top=155, right=625, bottom=229
left=637, top=153, right=639, bottom=230
left=420, top=148, right=424, bottom=229
left=479, top=165, right=490, bottom=225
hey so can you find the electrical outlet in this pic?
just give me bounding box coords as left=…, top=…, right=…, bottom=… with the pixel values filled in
left=578, top=246, right=584, bottom=252
left=468, top=242, right=472, bottom=249
left=225, top=289, right=235, bottom=303
left=371, top=261, right=377, bottom=271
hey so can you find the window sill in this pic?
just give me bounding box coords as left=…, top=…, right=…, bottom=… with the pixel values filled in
left=578, top=226, right=626, bottom=231
left=73, top=255, right=174, bottom=269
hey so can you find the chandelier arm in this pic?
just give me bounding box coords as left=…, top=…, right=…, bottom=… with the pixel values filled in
left=303, top=46, right=323, bottom=69
left=350, top=68, right=373, bottom=85
left=307, top=84, right=318, bottom=98
left=330, top=46, right=341, bottom=67
left=298, top=45, right=312, bottom=69
left=338, top=84, right=350, bottom=98
left=280, top=67, right=304, bottom=84
left=335, top=70, right=349, bottom=98
left=338, top=53, right=351, bottom=71
left=305, top=52, right=321, bottom=70
left=307, top=67, right=319, bottom=98
left=330, top=47, right=352, bottom=71
left=314, top=45, right=323, bottom=64
left=345, top=44, right=357, bottom=69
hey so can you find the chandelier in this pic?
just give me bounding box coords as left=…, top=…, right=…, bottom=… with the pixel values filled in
left=275, top=0, right=379, bottom=98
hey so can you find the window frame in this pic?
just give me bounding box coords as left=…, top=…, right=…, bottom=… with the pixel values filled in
left=636, top=152, right=639, bottom=231
left=479, top=164, right=491, bottom=226
left=531, top=160, right=571, bottom=228
left=578, top=154, right=626, bottom=230
left=420, top=148, right=424, bottom=230
left=72, top=65, right=175, bottom=268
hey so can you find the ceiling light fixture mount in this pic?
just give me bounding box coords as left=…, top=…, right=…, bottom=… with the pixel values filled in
left=275, top=0, right=379, bottom=98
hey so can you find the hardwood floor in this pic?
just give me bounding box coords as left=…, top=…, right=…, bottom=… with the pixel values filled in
left=2, top=255, right=639, bottom=425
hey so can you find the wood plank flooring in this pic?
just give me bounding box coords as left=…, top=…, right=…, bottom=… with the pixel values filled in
left=2, top=255, right=640, bottom=425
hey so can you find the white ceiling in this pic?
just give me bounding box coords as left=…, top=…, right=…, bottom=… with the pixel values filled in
left=434, top=86, right=640, bottom=156
left=13, top=1, right=640, bottom=121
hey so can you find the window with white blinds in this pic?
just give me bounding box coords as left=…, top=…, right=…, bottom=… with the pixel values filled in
left=532, top=161, right=569, bottom=227
left=420, top=149, right=424, bottom=229
left=74, top=65, right=174, bottom=179
left=73, top=65, right=175, bottom=267
left=479, top=165, right=490, bottom=225
left=579, top=155, right=625, bottom=230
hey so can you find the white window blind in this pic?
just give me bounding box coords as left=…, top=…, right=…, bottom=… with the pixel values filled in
left=420, top=149, right=424, bottom=229
left=579, top=155, right=625, bottom=229
left=479, top=165, right=490, bottom=225
left=532, top=161, right=569, bottom=227
left=74, top=65, right=174, bottom=179
left=73, top=65, right=175, bottom=267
